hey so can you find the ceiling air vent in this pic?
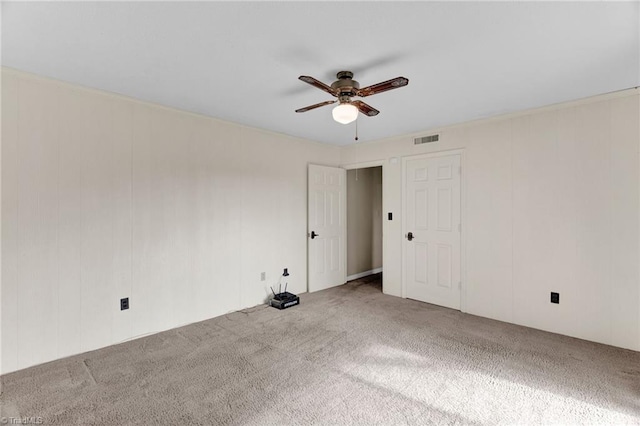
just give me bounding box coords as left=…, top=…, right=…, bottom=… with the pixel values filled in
left=414, top=134, right=439, bottom=145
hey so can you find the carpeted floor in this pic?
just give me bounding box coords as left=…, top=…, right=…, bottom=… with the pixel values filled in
left=1, top=273, right=639, bottom=425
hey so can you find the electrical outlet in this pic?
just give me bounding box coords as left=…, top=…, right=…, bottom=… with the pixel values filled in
left=261, top=272, right=266, bottom=281
left=120, top=297, right=129, bottom=310
left=550, top=292, right=559, bottom=304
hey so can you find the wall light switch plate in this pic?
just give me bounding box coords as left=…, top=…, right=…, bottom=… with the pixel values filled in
left=261, top=272, right=266, bottom=281
left=550, top=292, right=559, bottom=304
left=120, top=297, right=129, bottom=310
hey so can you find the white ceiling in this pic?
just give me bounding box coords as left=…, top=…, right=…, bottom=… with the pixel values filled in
left=3, top=1, right=639, bottom=146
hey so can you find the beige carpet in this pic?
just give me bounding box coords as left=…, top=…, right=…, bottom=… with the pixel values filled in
left=1, top=274, right=639, bottom=425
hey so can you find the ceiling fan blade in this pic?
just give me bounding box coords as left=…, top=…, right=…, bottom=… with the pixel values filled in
left=298, top=76, right=337, bottom=97
left=295, top=100, right=337, bottom=113
left=352, top=100, right=380, bottom=117
left=356, top=76, right=409, bottom=97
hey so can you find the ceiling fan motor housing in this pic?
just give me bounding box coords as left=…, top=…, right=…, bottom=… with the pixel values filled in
left=331, top=70, right=359, bottom=98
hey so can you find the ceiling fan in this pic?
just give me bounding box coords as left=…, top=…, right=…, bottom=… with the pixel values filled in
left=295, top=71, right=409, bottom=124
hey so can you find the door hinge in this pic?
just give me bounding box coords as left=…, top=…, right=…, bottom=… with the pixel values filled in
left=458, top=223, right=461, bottom=232
left=458, top=281, right=462, bottom=290
left=458, top=166, right=462, bottom=175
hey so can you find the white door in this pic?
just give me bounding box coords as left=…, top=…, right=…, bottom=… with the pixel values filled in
left=308, top=164, right=347, bottom=292
left=403, top=153, right=461, bottom=309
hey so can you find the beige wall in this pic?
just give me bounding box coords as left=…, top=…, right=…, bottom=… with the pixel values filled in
left=346, top=167, right=382, bottom=277
left=0, top=68, right=340, bottom=374
left=2, top=67, right=639, bottom=374
left=341, top=89, right=640, bottom=351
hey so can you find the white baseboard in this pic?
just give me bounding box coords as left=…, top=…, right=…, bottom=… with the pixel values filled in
left=347, top=268, right=383, bottom=282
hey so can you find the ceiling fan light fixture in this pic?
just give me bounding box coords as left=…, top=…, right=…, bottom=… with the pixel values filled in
left=332, top=103, right=358, bottom=124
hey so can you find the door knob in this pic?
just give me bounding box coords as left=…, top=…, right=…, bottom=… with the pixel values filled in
left=310, top=231, right=319, bottom=239
left=406, top=232, right=414, bottom=241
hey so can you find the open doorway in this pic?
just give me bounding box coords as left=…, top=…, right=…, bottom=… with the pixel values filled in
left=346, top=166, right=383, bottom=291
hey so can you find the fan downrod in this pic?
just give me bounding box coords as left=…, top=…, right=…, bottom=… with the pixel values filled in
left=336, top=71, right=354, bottom=80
